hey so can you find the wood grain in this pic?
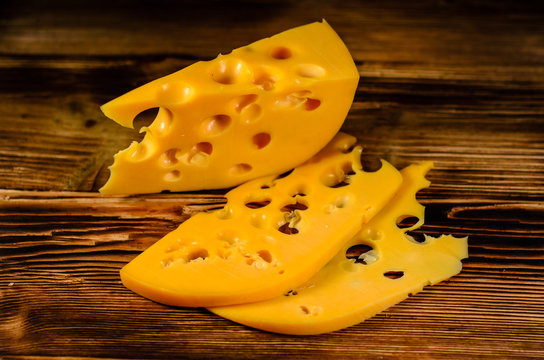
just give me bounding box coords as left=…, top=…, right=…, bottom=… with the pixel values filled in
left=1, top=191, right=543, bottom=358
left=1, top=0, right=543, bottom=358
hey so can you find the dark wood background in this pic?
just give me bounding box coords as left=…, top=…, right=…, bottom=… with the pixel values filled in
left=1, top=0, right=543, bottom=358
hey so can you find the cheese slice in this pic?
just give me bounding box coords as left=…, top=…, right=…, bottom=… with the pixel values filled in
left=100, top=20, right=359, bottom=194
left=120, top=133, right=402, bottom=307
left=210, top=162, right=468, bottom=335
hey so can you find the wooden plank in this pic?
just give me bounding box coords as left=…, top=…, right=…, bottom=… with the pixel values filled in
left=0, top=0, right=542, bottom=195
left=1, top=190, right=543, bottom=359
left=1, top=0, right=543, bottom=73
left=0, top=67, right=543, bottom=195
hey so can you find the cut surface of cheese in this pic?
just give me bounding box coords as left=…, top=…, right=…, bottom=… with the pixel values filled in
left=100, top=20, right=359, bottom=194
left=210, top=162, right=468, bottom=335
left=120, top=133, right=402, bottom=307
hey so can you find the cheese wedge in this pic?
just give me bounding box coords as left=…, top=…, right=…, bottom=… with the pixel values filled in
left=210, top=162, right=468, bottom=335
left=100, top=20, right=359, bottom=194
left=120, top=133, right=402, bottom=307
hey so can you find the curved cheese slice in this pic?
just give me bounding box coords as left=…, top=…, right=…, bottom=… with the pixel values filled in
left=210, top=162, right=468, bottom=335
left=120, top=133, right=402, bottom=307
left=100, top=20, right=359, bottom=194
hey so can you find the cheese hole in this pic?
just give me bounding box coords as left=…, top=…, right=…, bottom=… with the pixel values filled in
left=331, top=179, right=349, bottom=188
left=153, top=108, right=173, bottom=136
left=187, top=248, right=209, bottom=262
left=337, top=139, right=357, bottom=154
left=295, top=64, right=326, bottom=78
left=194, top=142, right=213, bottom=155
left=253, top=72, right=276, bottom=91
left=185, top=143, right=213, bottom=167
left=343, top=161, right=356, bottom=174
left=275, top=169, right=294, bottom=180
left=257, top=250, right=273, bottom=263
left=280, top=201, right=308, bottom=212
left=261, top=184, right=271, bottom=189
left=240, top=103, right=262, bottom=124
left=253, top=132, right=271, bottom=149
left=304, top=98, right=321, bottom=111
left=284, top=290, right=298, bottom=296
left=396, top=215, right=420, bottom=229
left=211, top=59, right=251, bottom=84
left=218, top=229, right=239, bottom=245
left=164, top=170, right=181, bottom=182
left=322, top=173, right=349, bottom=188
left=233, top=94, right=258, bottom=113
left=133, top=108, right=159, bottom=132
left=299, top=305, right=321, bottom=316
left=160, top=148, right=181, bottom=167
left=384, top=271, right=404, bottom=280
left=245, top=199, right=271, bottom=209
left=406, top=231, right=426, bottom=244
left=334, top=162, right=356, bottom=188
left=335, top=195, right=351, bottom=209
left=361, top=153, right=383, bottom=172
left=229, top=163, right=252, bottom=175
left=278, top=223, right=299, bottom=235
left=346, top=244, right=377, bottom=265
left=161, top=257, right=173, bottom=268
left=275, top=90, right=311, bottom=109
left=346, top=244, right=372, bottom=259
left=200, top=114, right=231, bottom=136
left=290, top=188, right=307, bottom=197
left=270, top=46, right=292, bottom=59
left=321, top=163, right=354, bottom=188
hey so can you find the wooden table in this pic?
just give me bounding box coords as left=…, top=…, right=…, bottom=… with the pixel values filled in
left=1, top=1, right=543, bottom=358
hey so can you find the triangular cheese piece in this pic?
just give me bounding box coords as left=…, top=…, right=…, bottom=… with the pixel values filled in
left=120, top=133, right=402, bottom=307
left=210, top=162, right=468, bottom=334
left=100, top=20, right=359, bottom=194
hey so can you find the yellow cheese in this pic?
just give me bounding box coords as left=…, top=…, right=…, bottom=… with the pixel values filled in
left=210, top=162, right=468, bottom=335
left=120, top=133, right=402, bottom=307
left=100, top=20, right=359, bottom=194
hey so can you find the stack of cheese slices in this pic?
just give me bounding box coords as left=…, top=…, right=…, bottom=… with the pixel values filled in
left=100, top=20, right=468, bottom=335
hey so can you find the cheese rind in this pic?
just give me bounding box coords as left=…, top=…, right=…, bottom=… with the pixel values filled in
left=100, top=20, right=359, bottom=194
left=209, top=162, right=468, bottom=335
left=120, top=133, right=402, bottom=307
